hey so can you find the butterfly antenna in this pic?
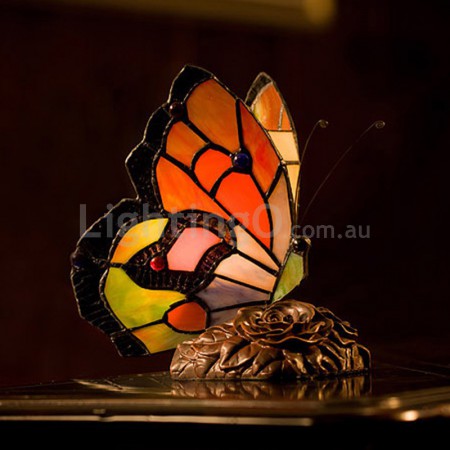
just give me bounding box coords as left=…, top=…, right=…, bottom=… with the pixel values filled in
left=295, top=119, right=329, bottom=222
left=300, top=119, right=329, bottom=162
left=299, top=120, right=385, bottom=226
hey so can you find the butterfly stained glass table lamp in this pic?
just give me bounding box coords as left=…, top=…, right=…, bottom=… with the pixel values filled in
left=71, top=65, right=370, bottom=379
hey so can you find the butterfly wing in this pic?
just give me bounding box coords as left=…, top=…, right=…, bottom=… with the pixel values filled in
left=72, top=207, right=238, bottom=355
left=149, top=66, right=294, bottom=319
left=246, top=72, right=309, bottom=301
left=71, top=200, right=155, bottom=356
left=246, top=73, right=301, bottom=221
left=72, top=66, right=308, bottom=356
left=151, top=67, right=281, bottom=249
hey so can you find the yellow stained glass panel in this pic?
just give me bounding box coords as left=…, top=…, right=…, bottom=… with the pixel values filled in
left=272, top=251, right=305, bottom=302
left=133, top=323, right=196, bottom=354
left=111, top=218, right=168, bottom=264
left=104, top=267, right=184, bottom=328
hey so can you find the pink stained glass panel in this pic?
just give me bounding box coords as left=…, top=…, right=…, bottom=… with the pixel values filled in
left=167, top=227, right=221, bottom=272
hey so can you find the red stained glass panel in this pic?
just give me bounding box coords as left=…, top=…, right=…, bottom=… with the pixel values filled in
left=215, top=172, right=271, bottom=249
left=240, top=102, right=279, bottom=193
left=167, top=302, right=208, bottom=332
left=194, top=149, right=233, bottom=192
left=156, top=156, right=228, bottom=219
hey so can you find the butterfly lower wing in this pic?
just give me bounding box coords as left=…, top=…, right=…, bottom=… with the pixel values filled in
left=71, top=199, right=153, bottom=356
left=96, top=210, right=242, bottom=354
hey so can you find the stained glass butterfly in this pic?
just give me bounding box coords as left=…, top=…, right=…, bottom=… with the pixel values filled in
left=71, top=65, right=310, bottom=356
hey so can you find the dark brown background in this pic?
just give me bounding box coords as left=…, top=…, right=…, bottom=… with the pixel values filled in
left=1, top=1, right=449, bottom=387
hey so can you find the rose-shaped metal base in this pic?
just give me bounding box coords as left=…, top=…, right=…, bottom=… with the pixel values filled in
left=170, top=300, right=371, bottom=380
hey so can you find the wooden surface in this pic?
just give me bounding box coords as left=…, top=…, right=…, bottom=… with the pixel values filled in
left=0, top=360, right=449, bottom=448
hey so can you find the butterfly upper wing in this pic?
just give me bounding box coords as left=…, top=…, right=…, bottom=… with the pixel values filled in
left=150, top=67, right=294, bottom=322
left=246, top=72, right=309, bottom=301
left=246, top=73, right=301, bottom=222
left=155, top=68, right=280, bottom=249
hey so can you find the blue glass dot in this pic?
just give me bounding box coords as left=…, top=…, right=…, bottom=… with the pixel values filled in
left=232, top=152, right=251, bottom=171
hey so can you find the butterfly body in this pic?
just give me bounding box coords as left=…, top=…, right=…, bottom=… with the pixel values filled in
left=71, top=66, right=309, bottom=356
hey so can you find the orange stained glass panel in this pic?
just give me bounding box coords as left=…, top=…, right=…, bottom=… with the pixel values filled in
left=281, top=109, right=292, bottom=130
left=167, top=227, right=221, bottom=271
left=186, top=79, right=240, bottom=152
left=252, top=83, right=292, bottom=131
left=166, top=121, right=206, bottom=167
left=215, top=172, right=271, bottom=249
left=253, top=83, right=282, bottom=130
left=239, top=102, right=279, bottom=193
left=194, top=149, right=233, bottom=192
left=166, top=302, right=207, bottom=332
left=156, top=156, right=228, bottom=219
